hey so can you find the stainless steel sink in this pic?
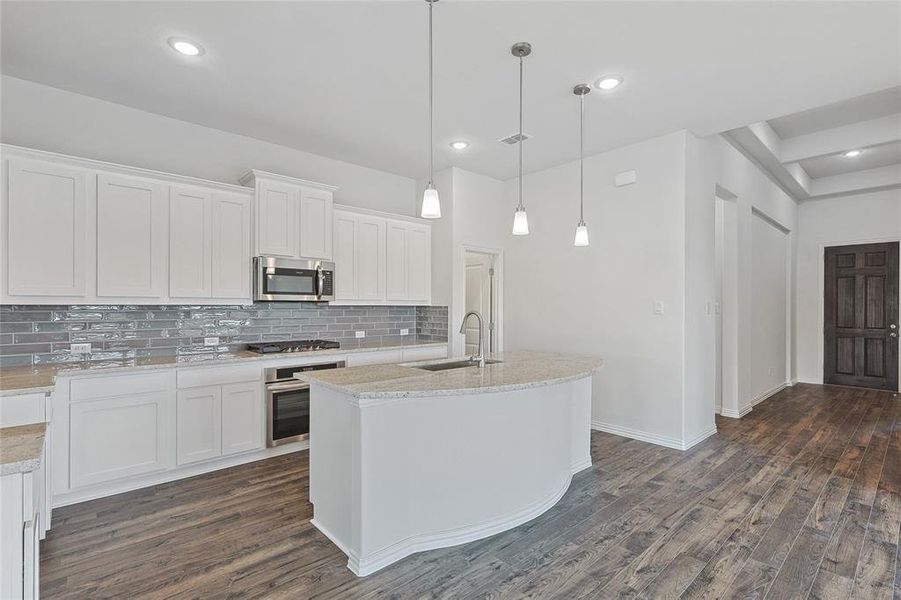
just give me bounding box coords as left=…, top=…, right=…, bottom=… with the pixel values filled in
left=411, top=359, right=502, bottom=372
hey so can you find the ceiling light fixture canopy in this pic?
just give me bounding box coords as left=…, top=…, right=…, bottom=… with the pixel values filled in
left=843, top=149, right=862, bottom=158
left=573, top=83, right=591, bottom=247
left=420, top=0, right=442, bottom=219
left=168, top=37, right=204, bottom=56
left=511, top=42, right=532, bottom=236
left=596, top=75, right=622, bottom=90
left=449, top=140, right=470, bottom=150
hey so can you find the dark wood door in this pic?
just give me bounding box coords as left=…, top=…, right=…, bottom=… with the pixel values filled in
left=824, top=242, right=899, bottom=391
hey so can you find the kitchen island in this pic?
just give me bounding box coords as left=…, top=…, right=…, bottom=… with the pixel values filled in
left=298, top=350, right=602, bottom=576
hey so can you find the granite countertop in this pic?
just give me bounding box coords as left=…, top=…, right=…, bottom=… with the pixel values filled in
left=296, top=350, right=603, bottom=400
left=0, top=337, right=447, bottom=397
left=0, top=423, right=46, bottom=475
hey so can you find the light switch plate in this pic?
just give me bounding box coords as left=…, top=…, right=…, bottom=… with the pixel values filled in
left=355, top=331, right=365, bottom=339
left=204, top=337, right=220, bottom=347
left=653, top=301, right=665, bottom=315
left=614, top=170, right=637, bottom=187
left=400, top=328, right=409, bottom=336
left=71, top=343, right=92, bottom=354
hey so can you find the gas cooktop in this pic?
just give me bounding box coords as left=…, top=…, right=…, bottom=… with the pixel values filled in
left=246, top=339, right=341, bottom=354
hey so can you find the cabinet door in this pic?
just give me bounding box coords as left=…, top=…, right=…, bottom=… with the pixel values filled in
left=257, top=179, right=297, bottom=257
left=176, top=387, right=222, bottom=465
left=357, top=215, right=386, bottom=301
left=96, top=174, right=167, bottom=297
left=212, top=193, right=251, bottom=299
left=386, top=222, right=408, bottom=301
left=406, top=224, right=431, bottom=303
left=169, top=185, right=212, bottom=298
left=333, top=211, right=357, bottom=300
left=299, top=188, right=333, bottom=260
left=69, top=391, right=171, bottom=487
left=221, top=382, right=263, bottom=456
left=6, top=159, right=87, bottom=296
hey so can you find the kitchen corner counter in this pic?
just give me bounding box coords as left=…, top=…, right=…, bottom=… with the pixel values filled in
left=297, top=350, right=603, bottom=401
left=0, top=422, right=46, bottom=475
left=0, top=337, right=448, bottom=397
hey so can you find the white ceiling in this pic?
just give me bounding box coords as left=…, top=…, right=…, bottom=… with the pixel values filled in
left=799, top=140, right=901, bottom=179
left=769, top=87, right=901, bottom=140
left=2, top=1, right=900, bottom=181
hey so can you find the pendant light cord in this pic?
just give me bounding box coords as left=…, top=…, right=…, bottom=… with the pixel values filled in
left=579, top=92, right=584, bottom=223
left=518, top=54, right=523, bottom=210
left=428, top=0, right=434, bottom=188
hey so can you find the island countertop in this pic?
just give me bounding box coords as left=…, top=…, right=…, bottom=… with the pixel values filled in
left=296, top=350, right=602, bottom=399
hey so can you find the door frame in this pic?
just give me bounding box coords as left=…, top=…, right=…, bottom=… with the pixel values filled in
left=455, top=244, right=504, bottom=358
left=816, top=236, right=901, bottom=390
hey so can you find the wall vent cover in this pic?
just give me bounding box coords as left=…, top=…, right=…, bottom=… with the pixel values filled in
left=499, top=132, right=532, bottom=145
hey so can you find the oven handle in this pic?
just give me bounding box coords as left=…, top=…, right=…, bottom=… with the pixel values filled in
left=266, top=381, right=311, bottom=393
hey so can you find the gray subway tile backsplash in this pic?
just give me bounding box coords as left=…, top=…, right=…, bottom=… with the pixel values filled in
left=0, top=303, right=448, bottom=367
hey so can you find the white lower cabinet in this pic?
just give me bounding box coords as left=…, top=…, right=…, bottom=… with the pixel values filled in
left=176, top=381, right=262, bottom=466
left=176, top=386, right=222, bottom=465
left=221, top=382, right=263, bottom=456
left=69, top=385, right=172, bottom=488
left=0, top=468, right=42, bottom=600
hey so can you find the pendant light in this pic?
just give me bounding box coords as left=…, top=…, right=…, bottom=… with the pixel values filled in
left=420, top=0, right=441, bottom=219
left=573, top=83, right=591, bottom=246
left=511, top=42, right=532, bottom=235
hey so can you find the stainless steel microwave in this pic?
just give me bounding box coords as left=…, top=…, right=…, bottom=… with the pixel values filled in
left=253, top=257, right=335, bottom=302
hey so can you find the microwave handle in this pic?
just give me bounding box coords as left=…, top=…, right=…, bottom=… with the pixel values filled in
left=317, top=265, right=325, bottom=300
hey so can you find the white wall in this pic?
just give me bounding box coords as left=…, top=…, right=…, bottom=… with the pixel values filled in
left=795, top=189, right=901, bottom=384
left=1, top=76, right=417, bottom=215
left=504, top=131, right=689, bottom=447
left=687, top=133, right=797, bottom=423
left=750, top=212, right=789, bottom=399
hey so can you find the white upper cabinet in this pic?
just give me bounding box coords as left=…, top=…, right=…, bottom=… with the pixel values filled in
left=211, top=193, right=251, bottom=299
left=5, top=158, right=87, bottom=297
left=386, top=221, right=408, bottom=302
left=169, top=185, right=212, bottom=298
left=405, top=224, right=431, bottom=303
left=300, top=188, right=333, bottom=260
left=255, top=178, right=298, bottom=258
left=241, top=170, right=336, bottom=261
left=333, top=210, right=357, bottom=300
left=96, top=173, right=167, bottom=298
left=356, top=215, right=387, bottom=301
left=2, top=146, right=255, bottom=304
left=169, top=188, right=250, bottom=301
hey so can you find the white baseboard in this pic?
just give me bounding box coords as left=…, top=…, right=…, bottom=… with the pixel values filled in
left=52, top=442, right=307, bottom=508
left=720, top=405, right=752, bottom=419
left=328, top=474, right=575, bottom=577
left=591, top=420, right=716, bottom=451
left=752, top=382, right=790, bottom=406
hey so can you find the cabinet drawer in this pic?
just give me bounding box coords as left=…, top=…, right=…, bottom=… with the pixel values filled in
left=177, top=365, right=261, bottom=389
left=401, top=346, right=447, bottom=362
left=70, top=371, right=170, bottom=401
left=346, top=350, right=403, bottom=367
left=0, top=393, right=47, bottom=427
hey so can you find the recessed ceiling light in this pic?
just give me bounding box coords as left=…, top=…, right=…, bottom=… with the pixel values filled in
left=168, top=37, right=204, bottom=57
left=449, top=140, right=470, bottom=151
left=843, top=149, right=862, bottom=158
left=595, top=75, right=623, bottom=91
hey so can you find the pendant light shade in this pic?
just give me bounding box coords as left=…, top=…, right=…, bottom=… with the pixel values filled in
left=511, top=42, right=532, bottom=236
left=420, top=0, right=441, bottom=219
left=421, top=185, right=441, bottom=219
left=573, top=222, right=589, bottom=246
left=573, top=83, right=591, bottom=247
left=512, top=207, right=529, bottom=235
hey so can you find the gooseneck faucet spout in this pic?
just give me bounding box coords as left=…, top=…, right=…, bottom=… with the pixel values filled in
left=459, top=311, right=486, bottom=369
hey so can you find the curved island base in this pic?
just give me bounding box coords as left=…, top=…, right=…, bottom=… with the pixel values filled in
left=301, top=351, right=601, bottom=576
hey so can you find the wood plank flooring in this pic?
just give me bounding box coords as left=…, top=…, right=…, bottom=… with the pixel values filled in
left=41, top=383, right=900, bottom=599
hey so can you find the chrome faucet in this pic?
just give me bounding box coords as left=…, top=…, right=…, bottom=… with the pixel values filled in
left=459, top=311, right=486, bottom=368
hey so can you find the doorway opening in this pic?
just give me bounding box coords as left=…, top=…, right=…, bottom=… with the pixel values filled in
left=715, top=189, right=739, bottom=418
left=463, top=250, right=499, bottom=356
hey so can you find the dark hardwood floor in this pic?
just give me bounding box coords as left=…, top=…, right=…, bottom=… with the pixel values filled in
left=41, top=383, right=900, bottom=599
